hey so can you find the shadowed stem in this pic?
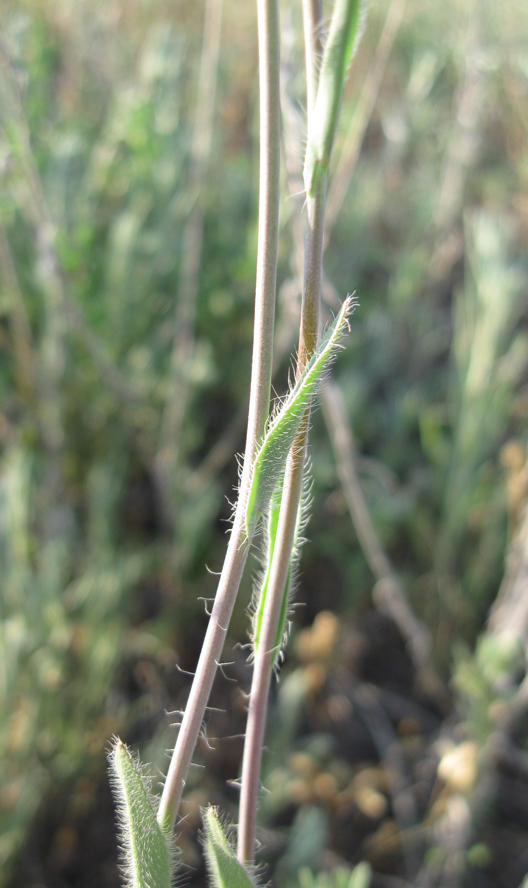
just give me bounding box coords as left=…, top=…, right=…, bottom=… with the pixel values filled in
left=156, top=0, right=281, bottom=832
left=0, top=228, right=36, bottom=402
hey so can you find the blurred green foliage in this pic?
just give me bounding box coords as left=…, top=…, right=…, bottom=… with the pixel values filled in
left=295, top=862, right=371, bottom=888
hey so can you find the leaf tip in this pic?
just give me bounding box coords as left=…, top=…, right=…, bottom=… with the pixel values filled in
left=108, top=737, right=173, bottom=888
left=202, top=806, right=256, bottom=888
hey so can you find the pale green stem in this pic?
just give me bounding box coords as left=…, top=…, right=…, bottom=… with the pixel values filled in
left=156, top=0, right=281, bottom=832
left=238, top=173, right=326, bottom=864
left=303, top=0, right=361, bottom=197
left=238, top=0, right=363, bottom=859
left=325, top=0, right=406, bottom=237
left=302, top=0, right=322, bottom=115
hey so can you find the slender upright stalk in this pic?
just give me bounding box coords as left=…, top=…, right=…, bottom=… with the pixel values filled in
left=156, top=0, right=281, bottom=832
left=325, top=0, right=406, bottom=236
left=302, top=0, right=322, bottom=115
left=238, top=0, right=362, bottom=862
left=236, top=439, right=307, bottom=863
left=237, top=109, right=327, bottom=869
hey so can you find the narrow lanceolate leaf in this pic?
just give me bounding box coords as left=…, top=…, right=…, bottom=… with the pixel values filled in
left=245, top=295, right=354, bottom=537
left=304, top=0, right=362, bottom=196
left=109, top=739, right=172, bottom=888
left=252, top=472, right=309, bottom=660
left=252, top=484, right=282, bottom=654
left=202, top=807, right=255, bottom=888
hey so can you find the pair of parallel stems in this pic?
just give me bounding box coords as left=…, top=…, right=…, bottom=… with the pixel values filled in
left=157, top=0, right=327, bottom=865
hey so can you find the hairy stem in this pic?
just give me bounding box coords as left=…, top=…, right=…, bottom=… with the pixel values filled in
left=238, top=170, right=326, bottom=863
left=157, top=0, right=281, bottom=832
left=238, top=0, right=364, bottom=858
left=237, top=437, right=307, bottom=863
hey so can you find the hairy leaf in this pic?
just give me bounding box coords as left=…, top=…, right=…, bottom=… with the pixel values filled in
left=252, top=471, right=309, bottom=660
left=202, top=807, right=255, bottom=888
left=245, top=295, right=353, bottom=537
left=109, top=739, right=172, bottom=888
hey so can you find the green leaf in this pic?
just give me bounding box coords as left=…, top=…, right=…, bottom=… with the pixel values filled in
left=252, top=470, right=309, bottom=660
left=251, top=481, right=282, bottom=650
left=304, top=0, right=363, bottom=196
left=202, top=807, right=256, bottom=888
left=245, top=296, right=354, bottom=537
left=109, top=739, right=172, bottom=888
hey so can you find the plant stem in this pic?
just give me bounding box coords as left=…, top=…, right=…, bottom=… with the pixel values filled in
left=236, top=440, right=307, bottom=864
left=302, top=0, right=322, bottom=115
left=238, top=0, right=367, bottom=859
left=156, top=0, right=281, bottom=832
left=324, top=0, right=406, bottom=237
left=238, top=171, right=326, bottom=864
left=0, top=227, right=36, bottom=401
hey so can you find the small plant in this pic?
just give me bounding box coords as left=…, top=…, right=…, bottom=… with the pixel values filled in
left=3, top=0, right=528, bottom=884
left=108, top=0, right=366, bottom=883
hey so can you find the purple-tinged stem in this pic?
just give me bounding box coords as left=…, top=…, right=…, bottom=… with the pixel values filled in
left=157, top=0, right=281, bottom=832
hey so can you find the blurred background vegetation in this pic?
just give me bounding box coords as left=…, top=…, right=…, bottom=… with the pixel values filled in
left=0, top=0, right=528, bottom=886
